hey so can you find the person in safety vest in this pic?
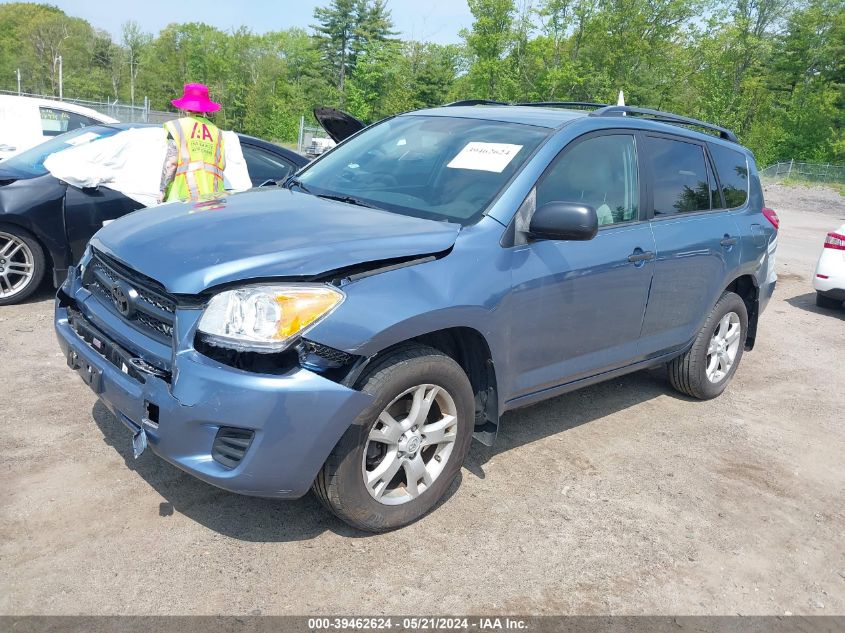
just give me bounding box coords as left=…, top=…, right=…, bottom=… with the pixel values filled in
left=159, top=83, right=225, bottom=203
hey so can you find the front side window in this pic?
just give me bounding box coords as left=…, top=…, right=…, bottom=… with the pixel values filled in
left=536, top=134, right=639, bottom=226
left=242, top=144, right=295, bottom=186
left=646, top=136, right=711, bottom=216
left=297, top=115, right=550, bottom=225
left=709, top=143, right=749, bottom=208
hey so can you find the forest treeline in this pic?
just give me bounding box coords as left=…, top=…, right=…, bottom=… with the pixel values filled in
left=0, top=0, right=842, bottom=165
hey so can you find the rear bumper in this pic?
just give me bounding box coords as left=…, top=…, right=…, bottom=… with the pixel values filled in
left=55, top=302, right=373, bottom=498
left=813, top=249, right=845, bottom=294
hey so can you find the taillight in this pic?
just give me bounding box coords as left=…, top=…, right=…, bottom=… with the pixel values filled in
left=824, top=232, right=845, bottom=250
left=762, top=207, right=779, bottom=229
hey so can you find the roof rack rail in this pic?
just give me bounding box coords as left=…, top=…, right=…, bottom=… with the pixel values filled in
left=444, top=99, right=508, bottom=107
left=591, top=105, right=738, bottom=142
left=515, top=101, right=609, bottom=109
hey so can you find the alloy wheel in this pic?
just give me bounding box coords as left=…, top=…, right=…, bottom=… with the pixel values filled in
left=0, top=232, right=35, bottom=300
left=362, top=384, right=459, bottom=505
left=705, top=311, right=742, bottom=383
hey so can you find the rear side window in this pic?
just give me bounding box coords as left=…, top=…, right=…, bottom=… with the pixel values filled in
left=40, top=107, right=98, bottom=137
left=709, top=144, right=749, bottom=208
left=645, top=136, right=710, bottom=216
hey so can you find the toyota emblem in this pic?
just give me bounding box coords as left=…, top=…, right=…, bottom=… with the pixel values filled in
left=110, top=283, right=136, bottom=317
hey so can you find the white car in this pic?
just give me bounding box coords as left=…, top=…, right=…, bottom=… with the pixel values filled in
left=813, top=223, right=845, bottom=309
left=0, top=95, right=117, bottom=160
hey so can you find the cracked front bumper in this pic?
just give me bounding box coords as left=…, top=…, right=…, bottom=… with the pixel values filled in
left=55, top=299, right=373, bottom=499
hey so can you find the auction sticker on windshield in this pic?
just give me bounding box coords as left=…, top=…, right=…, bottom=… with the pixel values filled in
left=447, top=142, right=523, bottom=173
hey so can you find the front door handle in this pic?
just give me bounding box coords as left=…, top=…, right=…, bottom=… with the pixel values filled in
left=720, top=235, right=738, bottom=247
left=628, top=250, right=655, bottom=263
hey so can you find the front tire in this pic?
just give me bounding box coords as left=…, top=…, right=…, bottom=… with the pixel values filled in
left=816, top=292, right=842, bottom=310
left=0, top=225, right=46, bottom=306
left=668, top=291, right=748, bottom=400
left=313, top=344, right=475, bottom=532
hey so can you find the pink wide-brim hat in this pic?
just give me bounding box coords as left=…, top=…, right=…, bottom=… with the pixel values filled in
left=171, top=83, right=220, bottom=113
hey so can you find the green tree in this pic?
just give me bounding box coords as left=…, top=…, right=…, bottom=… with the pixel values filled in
left=461, top=0, right=516, bottom=99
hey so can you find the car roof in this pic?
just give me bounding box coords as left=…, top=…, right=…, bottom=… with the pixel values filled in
left=404, top=105, right=588, bottom=129
left=0, top=95, right=118, bottom=123
left=401, top=104, right=751, bottom=154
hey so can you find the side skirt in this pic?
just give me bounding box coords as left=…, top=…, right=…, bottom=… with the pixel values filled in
left=501, top=348, right=686, bottom=414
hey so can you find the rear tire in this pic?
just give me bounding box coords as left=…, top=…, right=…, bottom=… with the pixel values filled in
left=313, top=344, right=475, bottom=532
left=667, top=291, right=748, bottom=400
left=815, top=292, right=842, bottom=310
left=0, top=224, right=46, bottom=306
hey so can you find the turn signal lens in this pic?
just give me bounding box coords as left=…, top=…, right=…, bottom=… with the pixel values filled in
left=198, top=284, right=344, bottom=352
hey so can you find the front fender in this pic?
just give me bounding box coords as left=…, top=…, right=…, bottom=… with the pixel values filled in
left=305, top=218, right=512, bottom=398
left=0, top=174, right=70, bottom=273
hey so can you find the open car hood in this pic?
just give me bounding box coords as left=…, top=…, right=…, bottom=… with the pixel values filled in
left=313, top=107, right=365, bottom=143
left=91, top=188, right=460, bottom=295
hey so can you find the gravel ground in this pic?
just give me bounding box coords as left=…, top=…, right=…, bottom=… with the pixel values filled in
left=1, top=184, right=843, bottom=616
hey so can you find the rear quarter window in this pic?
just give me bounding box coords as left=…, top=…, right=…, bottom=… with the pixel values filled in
left=709, top=144, right=749, bottom=208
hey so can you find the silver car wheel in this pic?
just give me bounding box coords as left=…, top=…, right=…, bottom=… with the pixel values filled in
left=0, top=232, right=35, bottom=300
left=362, top=384, right=458, bottom=506
left=705, top=311, right=742, bottom=383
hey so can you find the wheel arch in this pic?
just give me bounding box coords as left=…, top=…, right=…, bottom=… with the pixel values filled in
left=723, top=274, right=759, bottom=350
left=342, top=325, right=501, bottom=446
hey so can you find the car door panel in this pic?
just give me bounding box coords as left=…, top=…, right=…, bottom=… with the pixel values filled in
left=64, top=186, right=143, bottom=263
left=503, top=131, right=655, bottom=400
left=506, top=223, right=656, bottom=398
left=637, top=133, right=743, bottom=357
left=638, top=213, right=741, bottom=355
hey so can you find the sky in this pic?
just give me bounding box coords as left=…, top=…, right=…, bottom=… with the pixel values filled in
left=11, top=0, right=476, bottom=44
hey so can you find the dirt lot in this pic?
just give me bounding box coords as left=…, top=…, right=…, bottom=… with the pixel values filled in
left=1, top=184, right=843, bottom=616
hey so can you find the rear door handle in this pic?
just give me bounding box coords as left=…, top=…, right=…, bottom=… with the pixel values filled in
left=627, top=250, right=655, bottom=263
left=720, top=236, right=738, bottom=247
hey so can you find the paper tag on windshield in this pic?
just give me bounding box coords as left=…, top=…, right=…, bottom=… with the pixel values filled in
left=65, top=132, right=101, bottom=146
left=447, top=142, right=523, bottom=173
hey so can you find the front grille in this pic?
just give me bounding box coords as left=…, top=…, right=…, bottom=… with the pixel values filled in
left=83, top=251, right=177, bottom=344
left=67, top=307, right=148, bottom=384
left=212, top=427, right=255, bottom=468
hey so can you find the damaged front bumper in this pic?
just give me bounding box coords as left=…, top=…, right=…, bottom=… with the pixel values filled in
left=54, top=274, right=374, bottom=499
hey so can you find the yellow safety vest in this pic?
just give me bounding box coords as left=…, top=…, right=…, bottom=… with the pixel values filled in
left=163, top=116, right=225, bottom=202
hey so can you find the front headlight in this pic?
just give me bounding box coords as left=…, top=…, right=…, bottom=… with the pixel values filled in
left=197, top=284, right=344, bottom=352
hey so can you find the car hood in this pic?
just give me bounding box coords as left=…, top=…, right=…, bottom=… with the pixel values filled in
left=91, top=188, right=460, bottom=295
left=314, top=107, right=365, bottom=143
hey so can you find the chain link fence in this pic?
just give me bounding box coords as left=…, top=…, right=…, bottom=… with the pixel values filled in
left=296, top=116, right=335, bottom=157
left=760, top=160, right=845, bottom=184
left=0, top=90, right=177, bottom=124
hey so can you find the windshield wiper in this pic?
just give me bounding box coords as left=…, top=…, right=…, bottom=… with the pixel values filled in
left=316, top=193, right=381, bottom=210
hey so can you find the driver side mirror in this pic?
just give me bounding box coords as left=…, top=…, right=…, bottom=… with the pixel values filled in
left=529, top=201, right=598, bottom=241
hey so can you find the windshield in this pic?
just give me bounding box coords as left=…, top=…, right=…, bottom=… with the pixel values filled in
left=2, top=125, right=120, bottom=177
left=297, top=115, right=550, bottom=224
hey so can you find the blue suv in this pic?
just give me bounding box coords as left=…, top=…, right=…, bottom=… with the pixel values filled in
left=55, top=102, right=779, bottom=531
